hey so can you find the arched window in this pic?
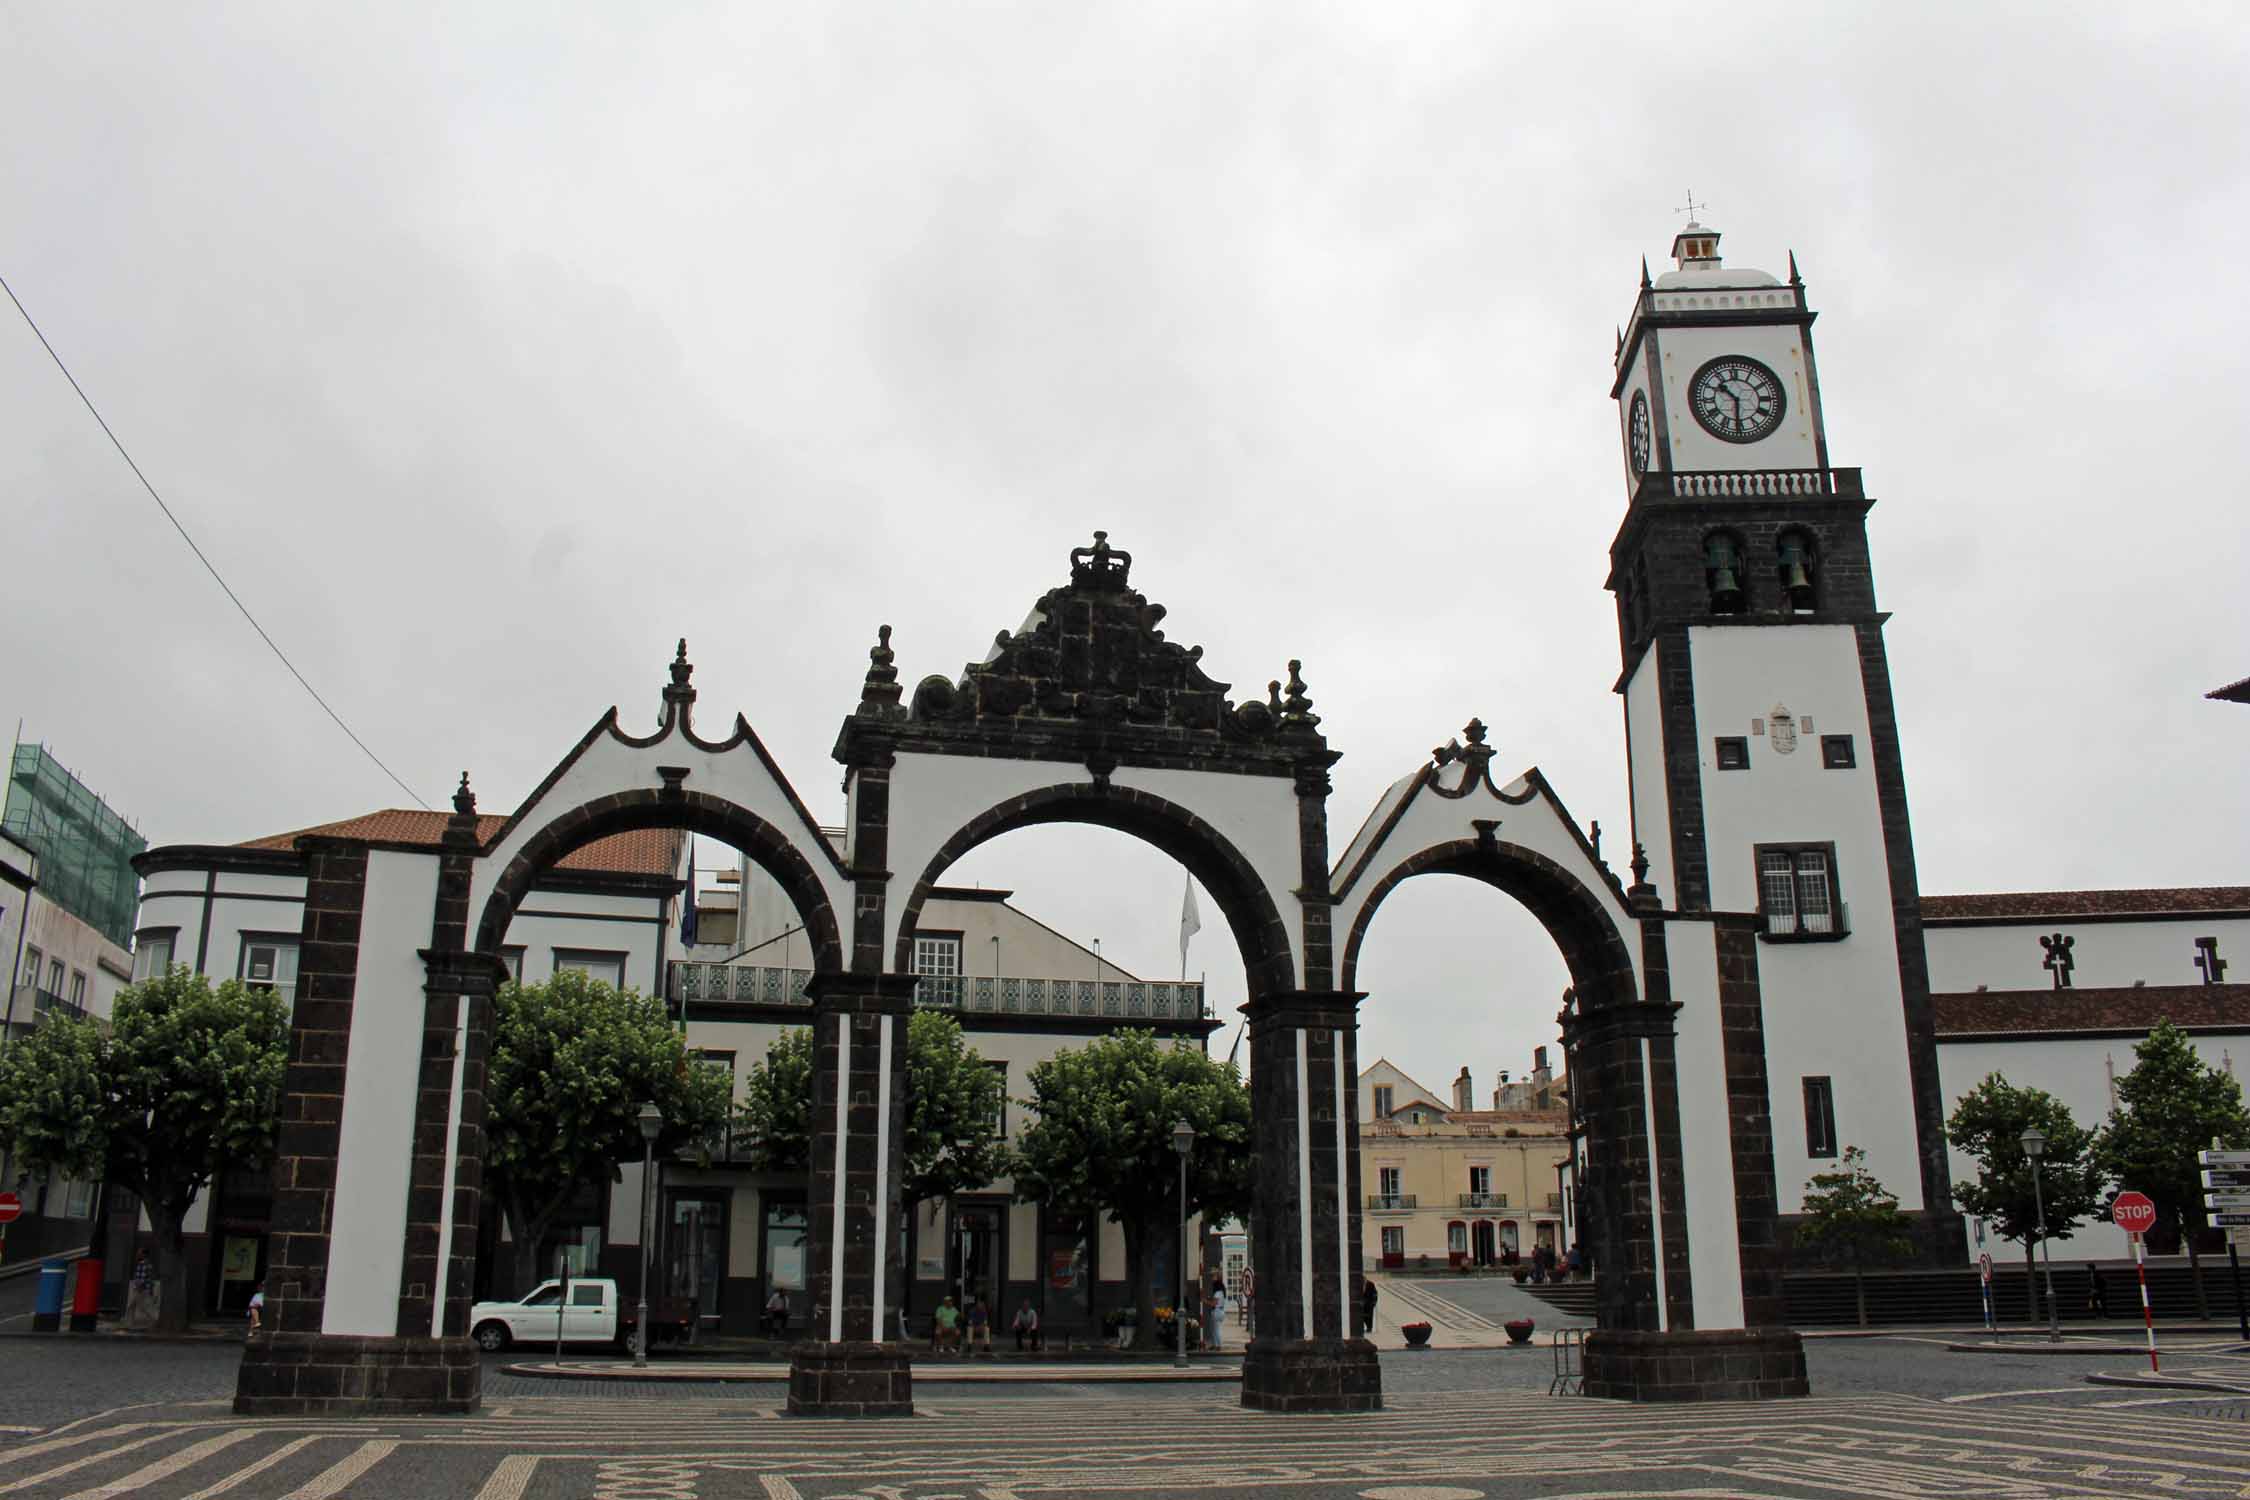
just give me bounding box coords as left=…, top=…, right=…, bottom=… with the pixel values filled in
left=1776, top=529, right=1818, bottom=613
left=1703, top=531, right=1746, bottom=615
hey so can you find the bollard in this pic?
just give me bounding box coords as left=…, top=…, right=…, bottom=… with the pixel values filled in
left=70, top=1258, right=103, bottom=1332
left=32, top=1259, right=68, bottom=1333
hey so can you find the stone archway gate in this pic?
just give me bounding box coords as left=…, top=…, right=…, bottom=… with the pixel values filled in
left=234, top=534, right=1806, bottom=1417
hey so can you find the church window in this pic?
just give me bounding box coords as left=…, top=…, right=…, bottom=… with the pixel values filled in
left=1776, top=530, right=1819, bottom=613
left=1820, top=735, right=1856, bottom=769
left=1802, top=1077, right=1838, bottom=1158
left=1703, top=532, right=1747, bottom=615
left=1757, top=845, right=1845, bottom=940
left=1715, top=736, right=1750, bottom=770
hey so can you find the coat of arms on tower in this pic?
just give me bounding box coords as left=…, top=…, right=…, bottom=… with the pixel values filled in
left=1767, top=705, right=1798, bottom=755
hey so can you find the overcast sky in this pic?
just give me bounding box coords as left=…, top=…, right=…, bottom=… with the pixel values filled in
left=5, top=5, right=2246, bottom=1098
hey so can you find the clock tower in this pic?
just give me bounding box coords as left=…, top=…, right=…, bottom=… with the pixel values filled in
left=1606, top=220, right=1959, bottom=1257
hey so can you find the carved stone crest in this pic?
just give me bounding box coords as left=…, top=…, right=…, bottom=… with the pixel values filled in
left=1767, top=704, right=1797, bottom=756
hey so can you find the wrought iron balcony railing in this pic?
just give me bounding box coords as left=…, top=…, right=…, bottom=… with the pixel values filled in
left=1366, top=1194, right=1417, bottom=1211
left=1458, top=1191, right=1508, bottom=1209
left=669, top=962, right=1208, bottom=1022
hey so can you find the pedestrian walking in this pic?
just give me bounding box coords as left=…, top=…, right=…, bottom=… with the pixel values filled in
left=2085, top=1263, right=2108, bottom=1320
left=246, top=1282, right=266, bottom=1337
left=1359, top=1276, right=1378, bottom=1336
left=1206, top=1277, right=1226, bottom=1350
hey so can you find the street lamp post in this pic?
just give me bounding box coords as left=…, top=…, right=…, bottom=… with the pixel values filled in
left=636, top=1102, right=664, bottom=1368
left=1171, top=1119, right=1196, bottom=1370
left=2021, top=1126, right=2060, bottom=1342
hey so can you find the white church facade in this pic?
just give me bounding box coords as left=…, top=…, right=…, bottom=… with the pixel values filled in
left=102, top=217, right=2244, bottom=1416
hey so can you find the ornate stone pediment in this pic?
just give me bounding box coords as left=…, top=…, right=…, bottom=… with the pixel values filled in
left=836, top=533, right=1330, bottom=776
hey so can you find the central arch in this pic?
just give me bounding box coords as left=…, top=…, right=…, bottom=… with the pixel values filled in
left=891, top=781, right=1297, bottom=999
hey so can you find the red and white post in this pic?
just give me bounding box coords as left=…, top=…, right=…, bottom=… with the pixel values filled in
left=2133, top=1233, right=2158, bottom=1373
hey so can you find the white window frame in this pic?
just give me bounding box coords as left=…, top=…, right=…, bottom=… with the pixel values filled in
left=553, top=949, right=628, bottom=989
left=1758, top=844, right=1846, bottom=940
left=911, top=932, right=963, bottom=1006
left=238, top=935, right=301, bottom=993
left=1373, top=1085, right=1394, bottom=1118
left=132, top=930, right=176, bottom=983
left=1378, top=1166, right=1402, bottom=1202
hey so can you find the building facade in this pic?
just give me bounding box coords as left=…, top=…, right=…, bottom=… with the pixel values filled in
left=1357, top=1059, right=1569, bottom=1271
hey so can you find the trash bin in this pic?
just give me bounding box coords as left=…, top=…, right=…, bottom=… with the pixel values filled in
left=32, top=1259, right=68, bottom=1333
left=71, top=1258, right=103, bottom=1332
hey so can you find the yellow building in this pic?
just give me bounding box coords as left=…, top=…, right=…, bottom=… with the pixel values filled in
left=1357, top=1058, right=1570, bottom=1270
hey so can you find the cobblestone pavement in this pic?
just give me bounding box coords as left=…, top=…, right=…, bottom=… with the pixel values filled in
left=3, top=1337, right=2248, bottom=1497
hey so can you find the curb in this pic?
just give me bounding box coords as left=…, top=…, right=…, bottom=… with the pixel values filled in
left=2085, top=1371, right=2250, bottom=1395
left=1944, top=1340, right=2190, bottom=1356
left=502, top=1360, right=1242, bottom=1385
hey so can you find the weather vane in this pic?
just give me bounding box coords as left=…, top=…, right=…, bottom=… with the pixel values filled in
left=1675, top=188, right=1707, bottom=224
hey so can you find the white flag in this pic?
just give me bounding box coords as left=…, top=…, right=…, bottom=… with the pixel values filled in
left=1178, top=874, right=1202, bottom=978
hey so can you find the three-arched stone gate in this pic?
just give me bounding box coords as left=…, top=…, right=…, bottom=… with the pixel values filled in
left=235, top=534, right=1807, bottom=1416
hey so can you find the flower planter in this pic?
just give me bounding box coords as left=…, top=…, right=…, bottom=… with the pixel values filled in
left=1401, top=1322, right=1432, bottom=1348
left=1503, top=1319, right=1535, bottom=1345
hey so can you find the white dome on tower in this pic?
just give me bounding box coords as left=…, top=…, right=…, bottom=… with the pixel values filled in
left=1654, top=221, right=1782, bottom=290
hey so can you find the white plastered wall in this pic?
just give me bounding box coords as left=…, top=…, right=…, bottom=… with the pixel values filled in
left=1938, top=1031, right=2249, bottom=1261
left=322, top=849, right=440, bottom=1337
left=1926, top=917, right=2250, bottom=993
left=1688, top=623, right=1926, bottom=1210
left=1662, top=920, right=1745, bottom=1330
left=1623, top=650, right=1675, bottom=905
left=1650, top=317, right=1818, bottom=473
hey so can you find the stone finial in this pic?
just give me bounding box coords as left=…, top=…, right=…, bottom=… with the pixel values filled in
left=452, top=772, right=476, bottom=818
left=663, top=639, right=697, bottom=724
left=1627, top=841, right=1658, bottom=908
left=1280, top=660, right=1318, bottom=729
left=859, top=623, right=904, bottom=715
left=1069, top=530, right=1133, bottom=590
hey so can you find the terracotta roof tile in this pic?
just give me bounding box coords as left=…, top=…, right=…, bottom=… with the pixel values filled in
left=1933, top=984, right=2250, bottom=1037
left=239, top=810, right=684, bottom=878
left=1921, top=888, right=2250, bottom=921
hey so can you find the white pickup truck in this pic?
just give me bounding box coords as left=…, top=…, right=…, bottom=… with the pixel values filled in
left=468, top=1278, right=693, bottom=1352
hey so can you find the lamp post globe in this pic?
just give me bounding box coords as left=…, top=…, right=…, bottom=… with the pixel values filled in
left=1172, top=1120, right=1195, bottom=1369
left=2019, top=1126, right=2059, bottom=1341
left=635, top=1102, right=664, bottom=1367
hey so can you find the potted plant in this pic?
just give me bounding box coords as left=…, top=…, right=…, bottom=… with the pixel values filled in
left=1400, top=1320, right=1433, bottom=1348
left=1504, top=1317, right=1535, bottom=1345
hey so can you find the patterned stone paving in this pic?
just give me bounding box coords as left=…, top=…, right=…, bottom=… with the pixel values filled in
left=2, top=1389, right=2248, bottom=1498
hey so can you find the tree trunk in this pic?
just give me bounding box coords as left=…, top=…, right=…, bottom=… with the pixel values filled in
left=2188, top=1229, right=2209, bottom=1320
left=149, top=1200, right=192, bottom=1335
left=2023, top=1238, right=2038, bottom=1325
left=1126, top=1219, right=1163, bottom=1352
left=505, top=1194, right=560, bottom=1299
left=1853, top=1256, right=1869, bottom=1328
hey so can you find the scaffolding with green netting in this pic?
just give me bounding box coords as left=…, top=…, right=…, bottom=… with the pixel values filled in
left=3, top=744, right=145, bottom=950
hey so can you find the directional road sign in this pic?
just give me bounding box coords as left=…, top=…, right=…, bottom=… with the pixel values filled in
left=2206, top=1191, right=2250, bottom=1210
left=2216, top=1212, right=2250, bottom=1228
left=2112, top=1191, right=2158, bottom=1235
left=2207, top=1168, right=2250, bottom=1189
left=0, top=1192, right=20, bottom=1226
left=2201, top=1149, right=2250, bottom=1168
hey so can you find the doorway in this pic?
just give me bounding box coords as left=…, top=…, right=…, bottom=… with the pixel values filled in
left=665, top=1190, right=728, bottom=1329
left=950, top=1200, right=1007, bottom=1323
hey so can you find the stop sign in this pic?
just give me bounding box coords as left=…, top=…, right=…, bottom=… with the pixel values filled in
left=0, top=1192, right=20, bottom=1225
left=2112, top=1190, right=2157, bottom=1235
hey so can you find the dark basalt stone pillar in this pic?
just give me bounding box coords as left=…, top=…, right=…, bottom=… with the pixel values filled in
left=1241, top=988, right=1381, bottom=1412
left=1582, top=1327, right=1807, bottom=1402
left=789, top=973, right=917, bottom=1416
left=234, top=1333, right=479, bottom=1416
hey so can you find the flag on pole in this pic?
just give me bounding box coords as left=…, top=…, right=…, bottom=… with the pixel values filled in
left=1179, top=874, right=1202, bottom=979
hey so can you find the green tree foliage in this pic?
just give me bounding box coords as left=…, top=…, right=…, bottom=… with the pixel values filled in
left=735, top=1011, right=1011, bottom=1207
left=2097, top=1019, right=2250, bottom=1314
left=1796, top=1146, right=1914, bottom=1326
left=1947, top=1072, right=2106, bottom=1321
left=1013, top=1029, right=1251, bottom=1349
left=0, top=969, right=287, bottom=1331
left=484, top=971, right=732, bottom=1292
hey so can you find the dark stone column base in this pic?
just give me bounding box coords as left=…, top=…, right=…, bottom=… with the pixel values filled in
left=234, top=1333, right=480, bottom=1415
left=1582, top=1327, right=1808, bottom=1402
left=787, top=1341, right=913, bottom=1416
left=1240, top=1337, right=1383, bottom=1412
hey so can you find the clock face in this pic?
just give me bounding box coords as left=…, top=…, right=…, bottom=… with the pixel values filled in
left=1689, top=356, right=1787, bottom=443
left=1627, top=391, right=1651, bottom=474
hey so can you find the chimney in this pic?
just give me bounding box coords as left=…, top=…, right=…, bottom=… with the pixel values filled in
left=1453, top=1067, right=1473, bottom=1111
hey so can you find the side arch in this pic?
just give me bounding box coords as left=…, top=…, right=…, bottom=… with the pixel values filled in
left=891, top=782, right=1297, bottom=998
left=473, top=787, right=847, bottom=973
left=1337, top=837, right=1638, bottom=1009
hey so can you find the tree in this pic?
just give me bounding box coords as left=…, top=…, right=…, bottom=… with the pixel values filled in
left=1013, top=1029, right=1252, bottom=1349
left=735, top=1010, right=1012, bottom=1208
left=0, top=969, right=288, bottom=1332
left=483, top=971, right=733, bottom=1294
left=2097, top=1019, right=2250, bottom=1316
left=1947, top=1073, right=2106, bottom=1323
left=1795, top=1147, right=1913, bottom=1327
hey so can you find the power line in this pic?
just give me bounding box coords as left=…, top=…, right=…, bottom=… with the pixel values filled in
left=1, top=271, right=430, bottom=810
